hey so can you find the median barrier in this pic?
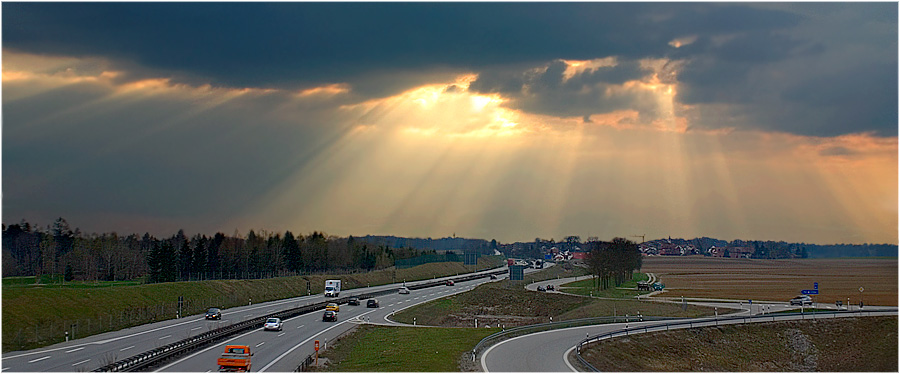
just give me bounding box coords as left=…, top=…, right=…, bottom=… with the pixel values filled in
left=93, top=267, right=506, bottom=372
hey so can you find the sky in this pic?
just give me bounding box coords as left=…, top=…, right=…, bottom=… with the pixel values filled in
left=2, top=2, right=897, bottom=245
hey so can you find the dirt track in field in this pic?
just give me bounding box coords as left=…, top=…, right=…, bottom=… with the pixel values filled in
left=641, top=256, right=897, bottom=306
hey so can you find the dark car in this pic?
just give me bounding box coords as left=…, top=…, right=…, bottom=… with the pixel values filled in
left=323, top=310, right=337, bottom=322
left=205, top=307, right=222, bottom=320
left=537, top=286, right=546, bottom=292
left=367, top=299, right=379, bottom=308
left=446, top=280, right=455, bottom=286
left=348, top=297, right=360, bottom=306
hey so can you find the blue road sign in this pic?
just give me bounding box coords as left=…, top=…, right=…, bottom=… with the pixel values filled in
left=801, top=290, right=819, bottom=295
left=814, top=282, right=818, bottom=289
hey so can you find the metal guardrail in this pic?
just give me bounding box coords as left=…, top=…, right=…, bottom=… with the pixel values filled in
left=470, top=315, right=678, bottom=362
left=572, top=309, right=891, bottom=371
left=93, top=267, right=507, bottom=371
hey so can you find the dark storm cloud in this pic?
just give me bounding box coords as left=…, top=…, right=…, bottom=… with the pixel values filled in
left=3, top=3, right=796, bottom=91
left=470, top=58, right=658, bottom=120
left=4, top=2, right=895, bottom=138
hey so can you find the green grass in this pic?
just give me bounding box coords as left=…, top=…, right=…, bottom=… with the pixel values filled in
left=393, top=278, right=724, bottom=328
left=579, top=316, right=897, bottom=371
left=523, top=262, right=591, bottom=282
left=318, top=325, right=498, bottom=371
left=559, top=273, right=651, bottom=298
left=2, top=256, right=504, bottom=352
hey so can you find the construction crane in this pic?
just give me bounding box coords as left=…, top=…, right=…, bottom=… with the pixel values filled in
left=631, top=234, right=645, bottom=244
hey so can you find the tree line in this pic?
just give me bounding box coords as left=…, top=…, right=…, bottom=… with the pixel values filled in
left=2, top=218, right=436, bottom=283
left=585, top=237, right=642, bottom=290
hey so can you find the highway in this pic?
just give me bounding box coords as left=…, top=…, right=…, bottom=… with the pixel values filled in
left=1, top=267, right=505, bottom=372
left=482, top=276, right=899, bottom=372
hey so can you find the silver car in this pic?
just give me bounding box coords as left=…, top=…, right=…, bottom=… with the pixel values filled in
left=790, top=295, right=813, bottom=306
left=264, top=317, right=283, bottom=331
left=399, top=287, right=410, bottom=294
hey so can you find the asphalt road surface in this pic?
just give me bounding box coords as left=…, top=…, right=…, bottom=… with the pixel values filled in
left=482, top=275, right=898, bottom=372
left=1, top=267, right=507, bottom=372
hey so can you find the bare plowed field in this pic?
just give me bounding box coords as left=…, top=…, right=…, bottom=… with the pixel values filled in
left=642, top=256, right=897, bottom=306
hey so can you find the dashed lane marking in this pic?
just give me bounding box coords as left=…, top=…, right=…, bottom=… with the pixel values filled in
left=120, top=346, right=135, bottom=352
left=65, top=347, right=84, bottom=353
left=158, top=335, right=171, bottom=340
left=28, top=356, right=50, bottom=363
left=71, top=359, right=91, bottom=367
left=278, top=332, right=285, bottom=337
left=191, top=326, right=203, bottom=331
left=296, top=325, right=305, bottom=329
left=256, top=342, right=265, bottom=347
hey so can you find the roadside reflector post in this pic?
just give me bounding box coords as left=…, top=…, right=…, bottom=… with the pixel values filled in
left=65, top=331, right=69, bottom=342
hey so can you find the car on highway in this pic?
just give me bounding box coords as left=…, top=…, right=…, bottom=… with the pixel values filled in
left=263, top=317, right=283, bottom=331
left=325, top=302, right=340, bottom=312
left=367, top=299, right=379, bottom=308
left=322, top=310, right=337, bottom=322
left=205, top=307, right=222, bottom=320
left=537, top=286, right=546, bottom=292
left=489, top=274, right=498, bottom=280
left=399, top=286, right=410, bottom=294
left=348, top=296, right=360, bottom=306
left=790, top=295, right=814, bottom=306
left=446, top=280, right=454, bottom=286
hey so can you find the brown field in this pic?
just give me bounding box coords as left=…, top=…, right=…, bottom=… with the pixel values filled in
left=642, top=256, right=898, bottom=306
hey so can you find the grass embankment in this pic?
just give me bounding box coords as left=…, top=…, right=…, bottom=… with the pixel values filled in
left=317, top=325, right=498, bottom=372
left=2, top=256, right=504, bottom=352
left=392, top=276, right=721, bottom=328
left=524, top=262, right=591, bottom=282
left=580, top=316, right=898, bottom=371
left=559, top=273, right=650, bottom=298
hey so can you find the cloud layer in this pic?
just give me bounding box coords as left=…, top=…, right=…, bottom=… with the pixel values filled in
left=3, top=3, right=897, bottom=244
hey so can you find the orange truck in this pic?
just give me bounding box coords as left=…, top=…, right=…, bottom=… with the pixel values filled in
left=217, top=345, right=253, bottom=372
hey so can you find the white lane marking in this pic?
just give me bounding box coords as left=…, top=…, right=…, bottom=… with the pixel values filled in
left=120, top=345, right=135, bottom=352
left=267, top=310, right=274, bottom=313
left=65, top=347, right=84, bottom=353
left=258, top=309, right=379, bottom=372
left=256, top=342, right=265, bottom=347
left=4, top=280, right=439, bottom=360
left=278, top=332, right=285, bottom=337
left=155, top=327, right=264, bottom=372
left=245, top=314, right=252, bottom=318
left=388, top=304, right=395, bottom=307
left=563, top=346, right=578, bottom=372
left=191, top=326, right=203, bottom=331
left=2, top=367, right=9, bottom=371
left=481, top=326, right=589, bottom=372
left=158, top=335, right=171, bottom=340
left=72, top=359, right=91, bottom=367
left=28, top=356, right=50, bottom=363
left=296, top=325, right=305, bottom=329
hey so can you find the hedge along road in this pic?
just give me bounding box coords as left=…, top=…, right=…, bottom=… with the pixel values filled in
left=480, top=303, right=898, bottom=372
left=1, top=267, right=503, bottom=372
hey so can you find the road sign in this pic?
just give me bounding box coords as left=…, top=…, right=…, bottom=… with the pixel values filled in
left=315, top=340, right=319, bottom=351
left=814, top=282, right=818, bottom=289
left=509, top=265, right=525, bottom=281
left=859, top=287, right=864, bottom=292
left=801, top=290, right=819, bottom=295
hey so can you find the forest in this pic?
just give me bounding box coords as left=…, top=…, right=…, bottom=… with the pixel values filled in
left=1, top=218, right=474, bottom=283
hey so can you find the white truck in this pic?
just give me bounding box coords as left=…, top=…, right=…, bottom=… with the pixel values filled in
left=324, top=280, right=341, bottom=297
